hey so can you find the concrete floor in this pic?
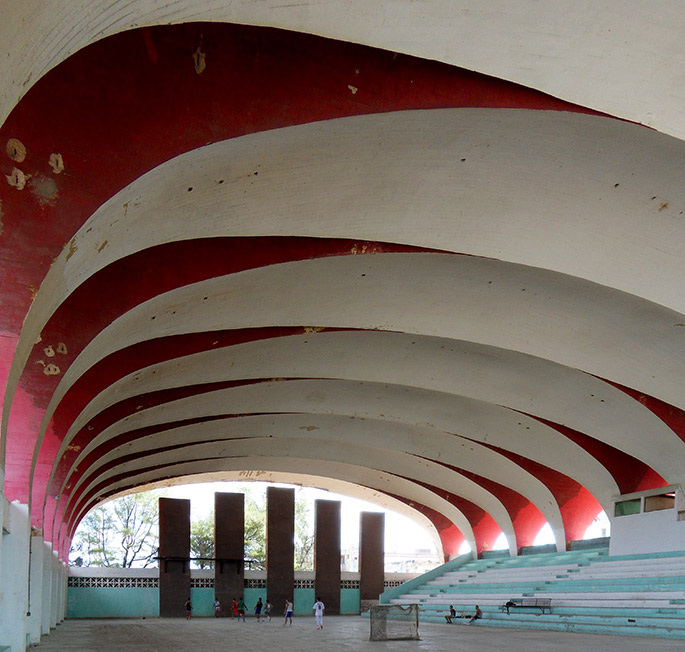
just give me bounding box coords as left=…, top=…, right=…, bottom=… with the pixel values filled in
left=34, top=616, right=685, bottom=652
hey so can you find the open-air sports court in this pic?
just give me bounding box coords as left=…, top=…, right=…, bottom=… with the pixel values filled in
left=32, top=616, right=685, bottom=652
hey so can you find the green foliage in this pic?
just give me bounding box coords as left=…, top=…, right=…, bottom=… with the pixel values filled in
left=69, top=492, right=161, bottom=567
left=190, top=516, right=215, bottom=568
left=244, top=491, right=266, bottom=569
left=294, top=491, right=314, bottom=571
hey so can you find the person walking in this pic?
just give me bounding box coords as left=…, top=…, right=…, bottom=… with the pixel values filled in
left=264, top=599, right=272, bottom=622
left=254, top=597, right=263, bottom=622
left=284, top=598, right=293, bottom=626
left=184, top=598, right=192, bottom=620
left=237, top=597, right=246, bottom=622
left=213, top=598, right=221, bottom=617
left=231, top=598, right=238, bottom=620
left=312, top=597, right=325, bottom=629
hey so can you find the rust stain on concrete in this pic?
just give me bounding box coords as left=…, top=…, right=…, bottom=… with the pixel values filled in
left=300, top=425, right=319, bottom=431
left=98, top=239, right=108, bottom=253
left=66, top=238, right=77, bottom=260
left=658, top=201, right=669, bottom=211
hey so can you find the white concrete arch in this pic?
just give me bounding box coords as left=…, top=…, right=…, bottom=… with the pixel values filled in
left=2, top=2, right=684, bottom=137
left=66, top=436, right=520, bottom=553
left=65, top=456, right=479, bottom=555
left=7, top=108, right=685, bottom=439
left=45, top=328, right=672, bottom=492
left=32, top=252, right=685, bottom=422
left=106, top=469, right=447, bottom=558
left=56, top=382, right=617, bottom=521
left=63, top=410, right=566, bottom=545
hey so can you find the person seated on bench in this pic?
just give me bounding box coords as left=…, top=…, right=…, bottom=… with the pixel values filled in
left=444, top=605, right=457, bottom=623
left=468, top=605, right=482, bottom=624
left=503, top=600, right=516, bottom=615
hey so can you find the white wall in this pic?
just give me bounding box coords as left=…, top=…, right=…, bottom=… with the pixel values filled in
left=610, top=510, right=685, bottom=556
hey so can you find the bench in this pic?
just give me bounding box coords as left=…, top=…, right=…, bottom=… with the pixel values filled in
left=501, top=598, right=551, bottom=614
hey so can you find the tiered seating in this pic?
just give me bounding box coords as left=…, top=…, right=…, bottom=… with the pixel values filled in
left=384, top=548, right=685, bottom=639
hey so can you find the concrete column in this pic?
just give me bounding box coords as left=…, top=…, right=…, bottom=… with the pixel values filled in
left=41, top=541, right=52, bottom=635
left=26, top=533, right=44, bottom=645
left=214, top=492, right=244, bottom=611
left=266, top=487, right=294, bottom=614
left=58, top=560, right=67, bottom=623
left=50, top=550, right=60, bottom=629
left=359, top=511, right=385, bottom=610
left=158, top=497, right=191, bottom=617
left=0, top=501, right=30, bottom=652
left=314, top=499, right=341, bottom=614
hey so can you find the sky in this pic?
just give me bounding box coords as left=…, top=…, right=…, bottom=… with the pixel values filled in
left=162, top=480, right=441, bottom=555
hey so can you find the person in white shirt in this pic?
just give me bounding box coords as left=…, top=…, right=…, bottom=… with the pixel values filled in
left=312, top=598, right=325, bottom=629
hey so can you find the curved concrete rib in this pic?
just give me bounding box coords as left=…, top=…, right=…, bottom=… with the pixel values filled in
left=65, top=408, right=565, bottom=547
left=66, top=457, right=477, bottom=554
left=7, top=109, right=685, bottom=440
left=2, top=3, right=683, bottom=138
left=45, top=330, right=668, bottom=493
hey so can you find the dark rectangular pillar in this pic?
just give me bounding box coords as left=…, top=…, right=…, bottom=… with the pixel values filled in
left=159, top=497, right=191, bottom=617
left=359, top=511, right=385, bottom=610
left=314, top=499, right=341, bottom=614
left=214, top=492, right=244, bottom=613
left=266, top=487, right=294, bottom=614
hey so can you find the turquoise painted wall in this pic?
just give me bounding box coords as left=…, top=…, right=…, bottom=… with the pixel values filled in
left=67, top=587, right=158, bottom=618
left=341, top=588, right=360, bottom=614
left=67, top=585, right=364, bottom=617
left=190, top=588, right=215, bottom=617
left=293, top=588, right=316, bottom=615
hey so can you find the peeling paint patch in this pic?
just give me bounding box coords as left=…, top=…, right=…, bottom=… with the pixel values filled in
left=65, top=444, right=81, bottom=452
left=300, top=425, right=319, bottom=431
left=44, top=345, right=55, bottom=357
left=6, top=138, right=26, bottom=162
left=30, top=175, right=58, bottom=204
left=193, top=46, right=206, bottom=74
left=43, top=363, right=60, bottom=376
left=6, top=167, right=26, bottom=190
left=66, top=238, right=77, bottom=261
left=304, top=326, right=324, bottom=333
left=49, top=152, right=64, bottom=174
left=56, top=342, right=68, bottom=354
left=347, top=84, right=358, bottom=94
left=350, top=243, right=369, bottom=254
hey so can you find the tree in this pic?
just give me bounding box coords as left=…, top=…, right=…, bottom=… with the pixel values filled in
left=69, top=491, right=161, bottom=567
left=190, top=516, right=215, bottom=568
left=294, top=491, right=314, bottom=570
left=244, top=492, right=266, bottom=569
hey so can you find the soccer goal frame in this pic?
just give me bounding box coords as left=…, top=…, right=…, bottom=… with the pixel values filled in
left=369, top=604, right=420, bottom=641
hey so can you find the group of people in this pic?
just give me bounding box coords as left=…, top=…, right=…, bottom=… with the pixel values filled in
left=444, top=604, right=482, bottom=624
left=183, top=596, right=326, bottom=628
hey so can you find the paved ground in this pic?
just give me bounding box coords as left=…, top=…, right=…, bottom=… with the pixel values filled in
left=34, top=616, right=685, bottom=652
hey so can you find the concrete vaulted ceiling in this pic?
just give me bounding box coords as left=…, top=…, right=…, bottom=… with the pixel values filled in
left=1, top=2, right=684, bottom=561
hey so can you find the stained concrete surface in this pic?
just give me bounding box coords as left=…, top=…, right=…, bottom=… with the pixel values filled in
left=34, top=616, right=685, bottom=652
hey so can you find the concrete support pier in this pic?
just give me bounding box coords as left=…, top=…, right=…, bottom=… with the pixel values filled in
left=359, top=511, right=385, bottom=611
left=214, top=492, right=244, bottom=611
left=158, top=498, right=190, bottom=617
left=314, top=499, right=341, bottom=614
left=266, top=487, right=294, bottom=614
